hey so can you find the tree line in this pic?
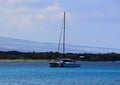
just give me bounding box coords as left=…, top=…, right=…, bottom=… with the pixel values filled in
left=0, top=51, right=120, bottom=61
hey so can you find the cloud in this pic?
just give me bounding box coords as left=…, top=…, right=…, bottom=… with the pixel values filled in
left=36, top=14, right=45, bottom=20
left=0, top=1, right=64, bottom=30
left=73, top=0, right=120, bottom=22
left=0, top=0, right=40, bottom=4
left=43, top=4, right=61, bottom=12
left=8, top=15, right=33, bottom=29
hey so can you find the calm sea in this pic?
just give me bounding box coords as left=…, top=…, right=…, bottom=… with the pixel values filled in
left=0, top=61, right=120, bottom=85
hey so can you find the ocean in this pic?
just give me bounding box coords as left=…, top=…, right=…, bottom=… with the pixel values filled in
left=0, top=61, right=120, bottom=85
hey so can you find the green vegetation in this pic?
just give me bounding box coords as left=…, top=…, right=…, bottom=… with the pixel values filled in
left=0, top=51, right=120, bottom=61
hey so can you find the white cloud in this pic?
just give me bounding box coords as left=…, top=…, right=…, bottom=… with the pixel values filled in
left=43, top=4, right=61, bottom=12
left=36, top=14, right=45, bottom=20
left=0, top=0, right=40, bottom=4
left=8, top=15, right=33, bottom=29
left=0, top=2, right=64, bottom=30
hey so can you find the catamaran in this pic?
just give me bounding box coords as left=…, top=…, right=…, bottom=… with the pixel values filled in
left=49, top=12, right=80, bottom=67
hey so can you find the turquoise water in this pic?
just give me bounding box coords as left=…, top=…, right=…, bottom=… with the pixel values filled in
left=0, top=61, right=120, bottom=85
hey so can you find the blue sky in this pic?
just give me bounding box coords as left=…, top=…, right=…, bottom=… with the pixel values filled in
left=0, top=0, right=120, bottom=49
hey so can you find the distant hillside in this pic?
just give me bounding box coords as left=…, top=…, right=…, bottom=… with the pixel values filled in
left=0, top=36, right=120, bottom=53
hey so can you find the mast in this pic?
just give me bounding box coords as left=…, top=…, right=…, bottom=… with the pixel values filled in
left=63, top=12, right=65, bottom=57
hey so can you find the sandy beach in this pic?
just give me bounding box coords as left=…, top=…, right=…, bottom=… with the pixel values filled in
left=0, top=59, right=51, bottom=62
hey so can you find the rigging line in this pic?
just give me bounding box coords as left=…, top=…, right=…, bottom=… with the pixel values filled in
left=57, top=26, right=63, bottom=52
left=57, top=13, right=64, bottom=52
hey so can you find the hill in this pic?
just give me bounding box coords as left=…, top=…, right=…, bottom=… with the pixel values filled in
left=0, top=36, right=120, bottom=53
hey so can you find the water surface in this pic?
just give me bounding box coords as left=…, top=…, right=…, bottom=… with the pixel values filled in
left=0, top=61, right=120, bottom=85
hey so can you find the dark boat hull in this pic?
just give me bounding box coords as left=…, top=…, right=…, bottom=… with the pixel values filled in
left=49, top=62, right=80, bottom=67
left=49, top=62, right=61, bottom=67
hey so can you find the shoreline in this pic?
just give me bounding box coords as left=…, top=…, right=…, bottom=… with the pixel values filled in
left=0, top=59, right=119, bottom=62
left=0, top=59, right=51, bottom=62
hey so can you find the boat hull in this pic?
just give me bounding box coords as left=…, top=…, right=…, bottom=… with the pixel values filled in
left=49, top=62, right=60, bottom=67
left=62, top=63, right=80, bottom=67
left=49, top=62, right=80, bottom=67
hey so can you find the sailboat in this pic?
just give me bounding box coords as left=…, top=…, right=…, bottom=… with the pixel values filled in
left=49, top=12, right=80, bottom=67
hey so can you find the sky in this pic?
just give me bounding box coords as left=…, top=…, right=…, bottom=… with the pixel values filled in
left=0, top=0, right=120, bottom=49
